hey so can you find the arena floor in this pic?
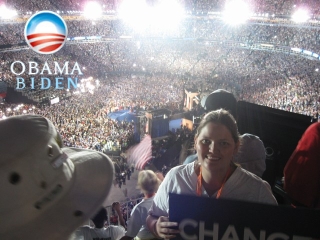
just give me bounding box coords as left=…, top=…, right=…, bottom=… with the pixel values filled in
left=103, top=169, right=141, bottom=207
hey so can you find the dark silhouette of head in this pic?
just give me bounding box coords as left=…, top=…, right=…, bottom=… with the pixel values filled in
left=91, top=208, right=108, bottom=228
left=201, top=89, right=237, bottom=117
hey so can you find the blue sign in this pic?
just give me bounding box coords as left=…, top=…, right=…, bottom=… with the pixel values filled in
left=169, top=193, right=320, bottom=240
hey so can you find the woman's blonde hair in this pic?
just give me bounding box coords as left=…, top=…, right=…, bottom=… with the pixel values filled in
left=137, top=170, right=161, bottom=195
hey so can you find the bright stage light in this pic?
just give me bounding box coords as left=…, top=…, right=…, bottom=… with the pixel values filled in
left=0, top=5, right=17, bottom=19
left=83, top=2, right=102, bottom=19
left=150, top=0, right=185, bottom=30
left=223, top=0, right=252, bottom=25
left=118, top=0, right=149, bottom=32
left=292, top=9, right=310, bottom=23
left=118, top=0, right=185, bottom=32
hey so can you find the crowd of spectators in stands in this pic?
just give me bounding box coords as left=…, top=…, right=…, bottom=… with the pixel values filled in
left=2, top=0, right=320, bottom=233
left=1, top=15, right=320, bottom=117
left=1, top=2, right=320, bottom=235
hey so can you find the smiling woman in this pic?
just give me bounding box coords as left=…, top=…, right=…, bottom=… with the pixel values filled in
left=146, top=109, right=277, bottom=240
left=194, top=110, right=240, bottom=196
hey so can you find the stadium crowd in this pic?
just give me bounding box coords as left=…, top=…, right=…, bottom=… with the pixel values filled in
left=1, top=11, right=320, bottom=118
left=1, top=1, right=320, bottom=239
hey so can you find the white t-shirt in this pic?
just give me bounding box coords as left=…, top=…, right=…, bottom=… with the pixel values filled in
left=71, top=225, right=125, bottom=240
left=125, top=197, right=155, bottom=239
left=149, top=162, right=277, bottom=217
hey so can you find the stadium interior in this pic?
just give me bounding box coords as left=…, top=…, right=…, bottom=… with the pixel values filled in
left=0, top=0, right=320, bottom=212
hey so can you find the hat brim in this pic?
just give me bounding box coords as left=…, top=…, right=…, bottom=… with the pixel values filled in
left=3, top=147, right=114, bottom=240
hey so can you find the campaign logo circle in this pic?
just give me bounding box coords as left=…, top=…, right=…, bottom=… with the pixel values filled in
left=24, top=11, right=68, bottom=54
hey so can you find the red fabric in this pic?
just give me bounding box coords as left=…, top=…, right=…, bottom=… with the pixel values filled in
left=284, top=122, right=320, bottom=208
left=0, top=92, right=6, bottom=98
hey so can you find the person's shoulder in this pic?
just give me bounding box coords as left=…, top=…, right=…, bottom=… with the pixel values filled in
left=234, top=167, right=277, bottom=204
left=162, top=163, right=195, bottom=185
left=78, top=225, right=91, bottom=230
left=183, top=154, right=197, bottom=164
left=166, top=162, right=194, bottom=176
left=75, top=225, right=92, bottom=235
left=309, top=122, right=320, bottom=131
left=304, top=122, right=320, bottom=137
left=237, top=167, right=274, bottom=196
left=236, top=167, right=268, bottom=185
left=107, top=225, right=126, bottom=232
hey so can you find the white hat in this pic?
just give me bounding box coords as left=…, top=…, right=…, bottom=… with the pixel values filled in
left=0, top=115, right=114, bottom=240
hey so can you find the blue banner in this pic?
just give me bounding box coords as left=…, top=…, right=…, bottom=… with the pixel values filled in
left=169, top=193, right=320, bottom=240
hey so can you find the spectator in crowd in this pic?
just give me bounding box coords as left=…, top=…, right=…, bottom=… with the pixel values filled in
left=234, top=133, right=266, bottom=178
left=110, top=208, right=120, bottom=226
left=70, top=206, right=125, bottom=240
left=146, top=109, right=277, bottom=239
left=200, top=89, right=237, bottom=117
left=283, top=122, right=320, bottom=208
left=120, top=170, right=161, bottom=240
left=112, top=201, right=127, bottom=229
left=0, top=115, right=114, bottom=240
left=184, top=89, right=237, bottom=165
left=184, top=89, right=267, bottom=177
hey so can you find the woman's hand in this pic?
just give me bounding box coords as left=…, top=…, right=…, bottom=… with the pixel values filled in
left=155, top=216, right=180, bottom=239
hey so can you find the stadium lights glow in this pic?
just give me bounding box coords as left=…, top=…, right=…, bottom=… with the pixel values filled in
left=222, top=0, right=252, bottom=25
left=292, top=9, right=310, bottom=23
left=0, top=5, right=17, bottom=19
left=118, top=0, right=185, bottom=32
left=83, top=1, right=103, bottom=19
left=118, top=0, right=149, bottom=32
left=149, top=0, right=185, bottom=31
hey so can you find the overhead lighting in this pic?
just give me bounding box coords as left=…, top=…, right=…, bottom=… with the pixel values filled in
left=118, top=0, right=185, bottom=32
left=292, top=9, right=310, bottom=23
left=0, top=5, right=17, bottom=19
left=222, top=0, right=252, bottom=25
left=118, top=0, right=149, bottom=32
left=83, top=1, right=102, bottom=19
